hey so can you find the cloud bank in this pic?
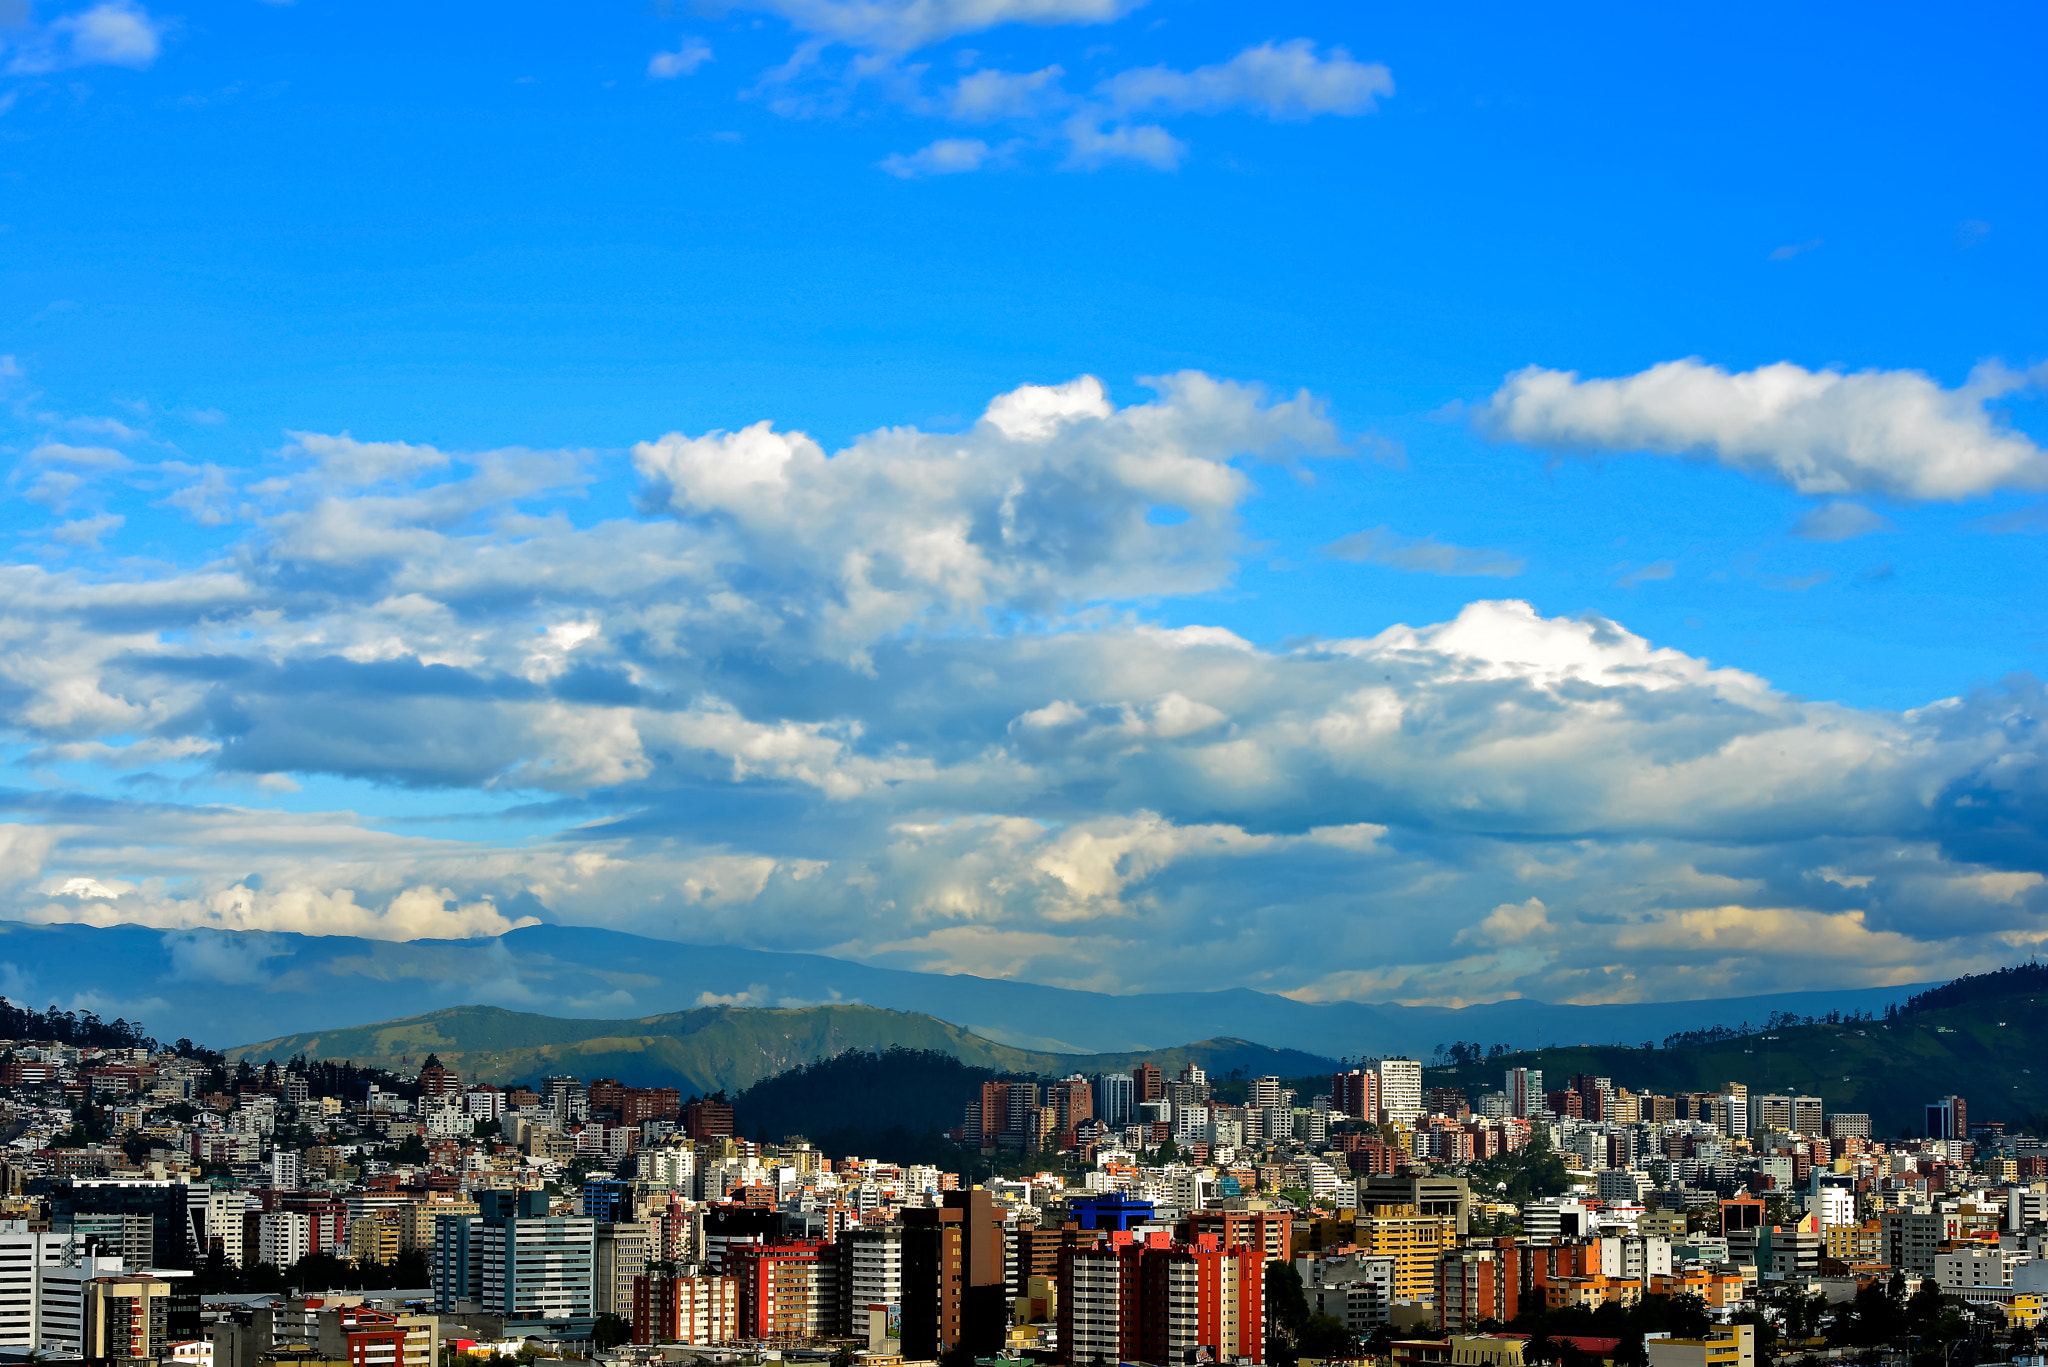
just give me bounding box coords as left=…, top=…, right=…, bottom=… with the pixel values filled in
left=0, top=371, right=2042, bottom=1007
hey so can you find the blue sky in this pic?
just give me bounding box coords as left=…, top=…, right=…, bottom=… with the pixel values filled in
left=0, top=0, right=2044, bottom=1010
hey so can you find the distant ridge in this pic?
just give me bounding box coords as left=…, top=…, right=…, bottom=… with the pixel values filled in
left=227, top=1001, right=1340, bottom=1096
left=0, top=919, right=1933, bottom=1061
left=1429, top=964, right=2048, bottom=1136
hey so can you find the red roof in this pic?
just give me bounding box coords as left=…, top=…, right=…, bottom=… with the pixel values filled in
left=1554, top=1337, right=1624, bottom=1355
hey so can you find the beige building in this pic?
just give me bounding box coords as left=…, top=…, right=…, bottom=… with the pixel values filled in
left=83, top=1275, right=173, bottom=1367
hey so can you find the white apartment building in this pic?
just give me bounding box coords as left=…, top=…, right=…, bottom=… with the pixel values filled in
left=36, top=1256, right=130, bottom=1353
left=482, top=1215, right=594, bottom=1321
left=205, top=1190, right=249, bottom=1268
left=667, top=1275, right=738, bottom=1344
left=259, top=1212, right=312, bottom=1270
left=845, top=1224, right=902, bottom=1343
left=1376, top=1058, right=1423, bottom=1125
left=0, top=1224, right=70, bottom=1348
left=638, top=1144, right=695, bottom=1189
left=1065, top=1248, right=1125, bottom=1367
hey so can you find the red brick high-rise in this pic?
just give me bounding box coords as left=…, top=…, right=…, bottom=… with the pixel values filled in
left=1332, top=1069, right=1379, bottom=1123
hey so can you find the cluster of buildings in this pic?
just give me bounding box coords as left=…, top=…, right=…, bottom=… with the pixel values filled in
left=0, top=1035, right=2041, bottom=1367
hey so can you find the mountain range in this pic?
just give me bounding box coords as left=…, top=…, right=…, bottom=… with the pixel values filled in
left=224, top=1002, right=1339, bottom=1096
left=0, top=919, right=1930, bottom=1061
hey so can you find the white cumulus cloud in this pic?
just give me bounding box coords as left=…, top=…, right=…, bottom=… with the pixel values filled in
left=1478, top=357, right=2048, bottom=500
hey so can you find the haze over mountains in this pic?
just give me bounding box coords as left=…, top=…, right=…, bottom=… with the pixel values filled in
left=0, top=921, right=1926, bottom=1058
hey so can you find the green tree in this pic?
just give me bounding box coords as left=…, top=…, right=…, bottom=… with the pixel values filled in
left=591, top=1315, right=631, bottom=1350
left=1296, top=1314, right=1359, bottom=1361
left=1265, top=1259, right=1310, bottom=1366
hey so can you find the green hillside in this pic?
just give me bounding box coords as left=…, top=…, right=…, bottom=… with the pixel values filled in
left=1425, top=966, right=2048, bottom=1136
left=229, top=1002, right=1337, bottom=1096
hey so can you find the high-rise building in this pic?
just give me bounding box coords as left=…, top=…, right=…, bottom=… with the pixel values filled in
left=1825, top=1113, right=1871, bottom=1139
left=1055, top=1234, right=1264, bottom=1365
left=0, top=1223, right=69, bottom=1349
left=594, top=1223, right=653, bottom=1319
left=36, top=1256, right=129, bottom=1354
left=203, top=1190, right=248, bottom=1268
left=53, top=1182, right=197, bottom=1270
left=632, top=1270, right=739, bottom=1345
left=543, top=1077, right=588, bottom=1125
left=1093, top=1074, right=1136, bottom=1129
left=1052, top=1077, right=1094, bottom=1146
left=682, top=1097, right=732, bottom=1140
left=1927, top=1096, right=1968, bottom=1141
left=1751, top=1095, right=1798, bottom=1132
left=1357, top=1175, right=1470, bottom=1237
left=838, top=1224, right=903, bottom=1342
left=729, top=1242, right=830, bottom=1340
left=484, top=1211, right=594, bottom=1323
left=436, top=1191, right=593, bottom=1325
left=68, top=1213, right=153, bottom=1269
left=902, top=1190, right=1003, bottom=1361
left=1350, top=1204, right=1452, bottom=1303
left=1505, top=1068, right=1544, bottom=1120
left=81, top=1274, right=175, bottom=1363
left=259, top=1212, right=312, bottom=1270
left=1331, top=1070, right=1378, bottom=1123
left=1250, top=1077, right=1284, bottom=1109
left=1791, top=1096, right=1824, bottom=1134
left=1375, top=1058, right=1422, bottom=1125
left=1134, top=1064, right=1165, bottom=1104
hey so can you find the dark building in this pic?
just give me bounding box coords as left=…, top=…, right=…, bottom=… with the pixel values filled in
left=1425, top=1087, right=1470, bottom=1120
left=1133, top=1064, right=1164, bottom=1104
left=683, top=1097, right=734, bottom=1139
left=1927, top=1096, right=1968, bottom=1141
left=54, top=1180, right=199, bottom=1270
left=1331, top=1070, right=1378, bottom=1122
left=702, top=1204, right=782, bottom=1273
left=902, top=1189, right=1003, bottom=1360
left=582, top=1180, right=633, bottom=1223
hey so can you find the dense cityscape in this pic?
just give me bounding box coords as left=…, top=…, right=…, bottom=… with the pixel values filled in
left=0, top=986, right=2036, bottom=1367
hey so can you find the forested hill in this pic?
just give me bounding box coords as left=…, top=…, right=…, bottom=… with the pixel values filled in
left=1424, top=964, right=2048, bottom=1136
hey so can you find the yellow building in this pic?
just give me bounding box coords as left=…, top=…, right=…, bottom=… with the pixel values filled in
left=1353, top=1204, right=1453, bottom=1303
left=1651, top=1269, right=1749, bottom=1310
left=1450, top=1334, right=1530, bottom=1367
left=1637, top=1210, right=1688, bottom=1242
left=1546, top=1276, right=1643, bottom=1311
left=399, top=1197, right=479, bottom=1253
left=1644, top=1325, right=1753, bottom=1367
left=347, top=1214, right=402, bottom=1267
left=84, top=1275, right=174, bottom=1365
left=2005, top=1296, right=2045, bottom=1331
left=1822, top=1220, right=1882, bottom=1264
